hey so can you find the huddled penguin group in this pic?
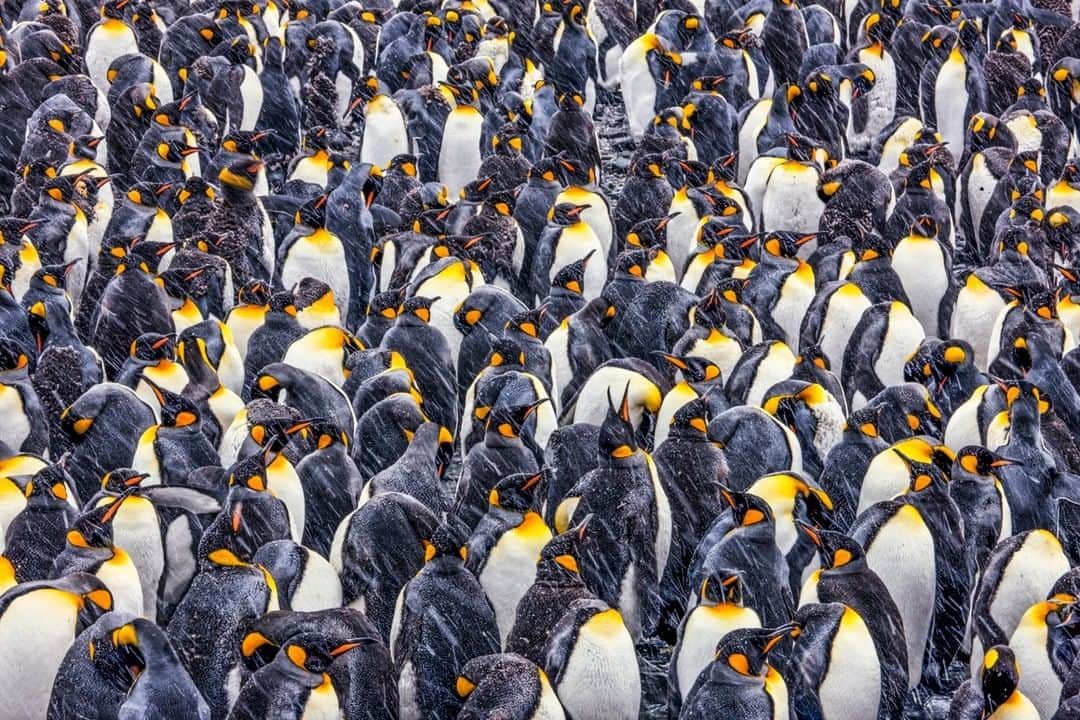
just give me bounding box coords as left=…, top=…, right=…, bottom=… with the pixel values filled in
left=6, top=0, right=1080, bottom=717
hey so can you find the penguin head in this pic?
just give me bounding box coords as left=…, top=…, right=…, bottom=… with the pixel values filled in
left=100, top=0, right=130, bottom=19
left=540, top=514, right=589, bottom=575
left=980, top=645, right=1023, bottom=714
left=843, top=405, right=882, bottom=441
left=551, top=252, right=591, bottom=295
left=1001, top=379, right=1051, bottom=427
left=783, top=132, right=816, bottom=163
left=67, top=491, right=131, bottom=549
left=719, top=488, right=776, bottom=535
left=666, top=157, right=710, bottom=189
left=70, top=134, right=103, bottom=161
left=555, top=90, right=587, bottom=112
left=710, top=625, right=798, bottom=681
left=268, top=290, right=299, bottom=318
left=237, top=279, right=271, bottom=307
left=456, top=653, right=539, bottom=702
left=101, top=468, right=150, bottom=494
left=862, top=12, right=894, bottom=43
left=852, top=230, right=891, bottom=263
left=1007, top=192, right=1047, bottom=227
left=761, top=231, right=815, bottom=260
left=427, top=513, right=470, bottom=562
left=175, top=177, right=217, bottom=212
left=668, top=395, right=711, bottom=438
left=899, top=453, right=949, bottom=495
left=552, top=154, right=595, bottom=186
left=698, top=569, right=744, bottom=606
left=389, top=296, right=434, bottom=331
left=691, top=289, right=728, bottom=329
left=218, top=156, right=264, bottom=192
left=460, top=175, right=495, bottom=203
left=23, top=464, right=72, bottom=506
left=387, top=153, right=419, bottom=179
left=630, top=154, right=668, bottom=182
left=967, top=112, right=1003, bottom=149
left=696, top=217, right=741, bottom=257
left=439, top=78, right=479, bottom=107
left=129, top=332, right=176, bottom=363
left=799, top=525, right=865, bottom=574
left=367, top=288, right=405, bottom=326
left=144, top=378, right=200, bottom=429
left=506, top=308, right=543, bottom=341
left=997, top=226, right=1035, bottom=259
left=955, top=446, right=1015, bottom=480
left=0, top=336, right=29, bottom=372
left=489, top=469, right=545, bottom=512
left=484, top=399, right=546, bottom=442
left=658, top=353, right=722, bottom=384
left=279, top=633, right=375, bottom=675
left=294, top=195, right=328, bottom=231
left=598, top=384, right=638, bottom=461
left=613, top=248, right=650, bottom=279
left=548, top=202, right=589, bottom=227
left=40, top=174, right=81, bottom=206
left=29, top=260, right=78, bottom=299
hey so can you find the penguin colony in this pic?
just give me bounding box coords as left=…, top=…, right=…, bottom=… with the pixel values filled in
left=6, top=0, right=1080, bottom=718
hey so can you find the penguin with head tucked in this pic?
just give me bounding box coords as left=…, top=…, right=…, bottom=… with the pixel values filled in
left=47, top=612, right=208, bottom=720
left=237, top=607, right=398, bottom=719
left=454, top=651, right=565, bottom=720
left=1008, top=593, right=1080, bottom=719
left=0, top=573, right=113, bottom=720
left=362, top=420, right=452, bottom=515
left=3, top=465, right=76, bottom=582
left=59, top=382, right=156, bottom=502
left=949, top=643, right=1040, bottom=720
left=230, top=631, right=373, bottom=720
left=679, top=624, right=798, bottom=720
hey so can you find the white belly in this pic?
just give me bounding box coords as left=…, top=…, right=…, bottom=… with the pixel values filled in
left=675, top=604, right=760, bottom=700
left=871, top=304, right=925, bottom=386
left=281, top=237, right=351, bottom=320
left=862, top=504, right=935, bottom=688
left=893, top=239, right=948, bottom=336
left=239, top=66, right=264, bottom=131
left=361, top=97, right=409, bottom=168
left=290, top=551, right=344, bottom=611
left=479, top=524, right=551, bottom=646
left=820, top=285, right=872, bottom=371
left=762, top=163, right=824, bottom=234
left=556, top=618, right=641, bottom=720
left=935, top=57, right=968, bottom=164
left=438, top=108, right=483, bottom=198
left=819, top=607, right=882, bottom=720
left=0, top=591, right=79, bottom=720
left=0, top=386, right=30, bottom=450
